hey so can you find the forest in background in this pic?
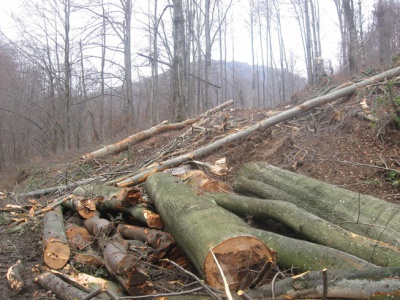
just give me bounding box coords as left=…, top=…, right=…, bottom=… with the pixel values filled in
left=0, top=0, right=399, bottom=169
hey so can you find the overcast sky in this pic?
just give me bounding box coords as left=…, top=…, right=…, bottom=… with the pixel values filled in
left=0, top=0, right=377, bottom=76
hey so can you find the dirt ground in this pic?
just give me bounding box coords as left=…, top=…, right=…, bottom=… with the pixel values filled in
left=0, top=79, right=399, bottom=299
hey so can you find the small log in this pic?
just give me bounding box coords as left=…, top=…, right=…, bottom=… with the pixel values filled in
left=208, top=193, right=400, bottom=267
left=117, top=66, right=400, bottom=187
left=180, top=170, right=233, bottom=194
left=244, top=267, right=400, bottom=299
left=253, top=228, right=374, bottom=272
left=43, top=206, right=70, bottom=270
left=146, top=172, right=276, bottom=291
left=84, top=214, right=152, bottom=296
left=35, top=271, right=99, bottom=300
left=66, top=223, right=93, bottom=251
left=63, top=196, right=97, bottom=219
left=234, top=162, right=400, bottom=247
left=122, top=204, right=164, bottom=229
left=81, top=117, right=201, bottom=162
left=6, top=260, right=24, bottom=293
left=118, top=224, right=175, bottom=250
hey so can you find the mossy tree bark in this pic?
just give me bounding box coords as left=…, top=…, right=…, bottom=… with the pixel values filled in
left=235, top=162, right=400, bottom=247
left=208, top=193, right=400, bottom=267
left=145, top=172, right=276, bottom=291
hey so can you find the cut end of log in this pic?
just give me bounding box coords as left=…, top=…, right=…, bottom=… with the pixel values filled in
left=203, top=236, right=275, bottom=291
left=43, top=239, right=71, bottom=270
left=66, top=225, right=93, bottom=250
left=143, top=210, right=164, bottom=229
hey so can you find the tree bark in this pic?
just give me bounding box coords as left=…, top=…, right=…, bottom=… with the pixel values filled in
left=84, top=214, right=152, bottom=295
left=234, top=162, right=400, bottom=247
left=145, top=172, right=276, bottom=291
left=43, top=206, right=71, bottom=270
left=208, top=193, right=400, bottom=267
left=253, top=228, right=374, bottom=272
left=6, top=260, right=24, bottom=294
left=117, top=65, right=400, bottom=187
left=81, top=117, right=199, bottom=162
left=121, top=204, right=164, bottom=229
left=36, top=271, right=99, bottom=300
left=117, top=224, right=174, bottom=250
left=63, top=196, right=97, bottom=219
left=244, top=267, right=400, bottom=299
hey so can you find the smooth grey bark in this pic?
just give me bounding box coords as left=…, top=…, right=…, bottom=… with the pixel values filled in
left=208, top=193, right=400, bottom=267
left=234, top=162, right=400, bottom=247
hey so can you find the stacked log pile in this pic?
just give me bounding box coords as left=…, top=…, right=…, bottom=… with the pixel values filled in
left=3, top=66, right=400, bottom=299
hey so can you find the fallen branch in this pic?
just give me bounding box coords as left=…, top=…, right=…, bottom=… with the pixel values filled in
left=81, top=118, right=200, bottom=162
left=244, top=267, right=400, bottom=299
left=208, top=193, right=400, bottom=267
left=116, top=65, right=400, bottom=187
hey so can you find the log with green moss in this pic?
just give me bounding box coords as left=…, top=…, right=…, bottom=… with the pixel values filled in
left=43, top=206, right=71, bottom=270
left=234, top=162, right=400, bottom=247
left=208, top=193, right=400, bottom=267
left=145, top=172, right=276, bottom=291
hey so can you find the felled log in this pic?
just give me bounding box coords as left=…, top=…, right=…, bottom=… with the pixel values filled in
left=180, top=170, right=233, bottom=193
left=6, top=260, right=24, bottom=293
left=73, top=249, right=104, bottom=268
left=63, top=196, right=97, bottom=219
left=84, top=214, right=152, bottom=296
left=65, top=223, right=93, bottom=251
left=253, top=228, right=373, bottom=272
left=235, top=162, right=400, bottom=247
left=43, top=206, right=71, bottom=270
left=73, top=185, right=163, bottom=228
left=36, top=271, right=97, bottom=300
left=81, top=117, right=201, bottom=162
left=244, top=267, right=400, bottom=299
left=72, top=184, right=143, bottom=208
left=146, top=172, right=276, bottom=291
left=118, top=224, right=174, bottom=250
left=208, top=193, right=400, bottom=267
left=117, top=66, right=400, bottom=187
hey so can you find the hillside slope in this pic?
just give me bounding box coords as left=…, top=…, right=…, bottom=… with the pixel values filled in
left=0, top=69, right=399, bottom=299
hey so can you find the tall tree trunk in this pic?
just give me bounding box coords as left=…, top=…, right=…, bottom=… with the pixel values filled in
left=124, top=0, right=134, bottom=130
left=343, top=0, right=358, bottom=73
left=63, top=0, right=71, bottom=151
left=173, top=0, right=186, bottom=121
left=204, top=0, right=211, bottom=110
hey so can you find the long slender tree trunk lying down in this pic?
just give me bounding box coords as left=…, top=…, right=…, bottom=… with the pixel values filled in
left=208, top=193, right=400, bottom=267
left=145, top=172, right=276, bottom=291
left=235, top=162, right=400, bottom=247
left=244, top=267, right=400, bottom=299
left=36, top=271, right=100, bottom=300
left=253, top=228, right=373, bottom=272
left=43, top=206, right=70, bottom=270
left=63, top=196, right=97, bottom=219
left=84, top=214, right=152, bottom=296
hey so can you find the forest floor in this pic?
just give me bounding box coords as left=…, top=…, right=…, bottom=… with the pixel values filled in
left=0, top=71, right=399, bottom=299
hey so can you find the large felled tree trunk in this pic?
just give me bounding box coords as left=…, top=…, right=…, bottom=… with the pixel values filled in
left=234, top=162, right=400, bottom=247
left=245, top=267, right=400, bottom=299
left=145, top=172, right=276, bottom=291
left=208, top=193, right=400, bottom=267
